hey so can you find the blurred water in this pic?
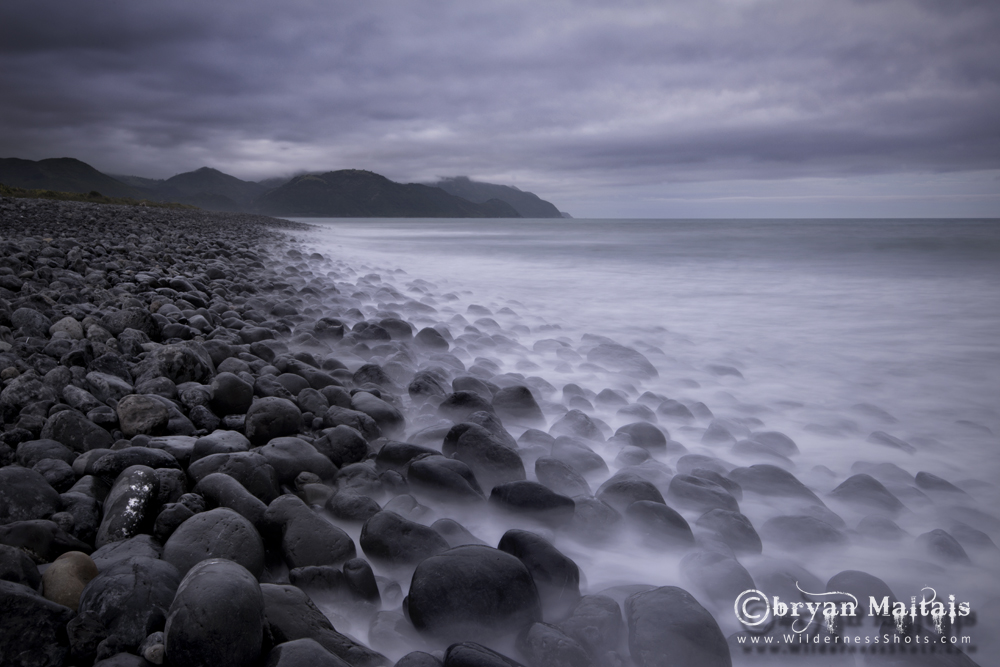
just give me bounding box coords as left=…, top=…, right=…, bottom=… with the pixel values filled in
left=294, top=217, right=1000, bottom=660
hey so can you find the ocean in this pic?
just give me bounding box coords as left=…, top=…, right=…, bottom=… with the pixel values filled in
left=293, top=217, right=1000, bottom=661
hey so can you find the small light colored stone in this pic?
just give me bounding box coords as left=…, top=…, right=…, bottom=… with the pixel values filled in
left=41, top=551, right=99, bottom=611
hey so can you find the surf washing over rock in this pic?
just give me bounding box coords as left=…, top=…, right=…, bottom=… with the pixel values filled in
left=0, top=199, right=995, bottom=667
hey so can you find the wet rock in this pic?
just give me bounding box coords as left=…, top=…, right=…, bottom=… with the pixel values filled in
left=760, top=515, right=847, bottom=551
left=490, top=481, right=575, bottom=525
left=265, top=638, right=351, bottom=667
left=327, top=490, right=382, bottom=522
left=314, top=424, right=370, bottom=467
left=0, top=579, right=75, bottom=667
left=96, top=465, right=160, bottom=548
left=41, top=550, right=98, bottom=611
left=0, top=519, right=91, bottom=563
left=656, top=399, right=695, bottom=422
left=191, top=430, right=251, bottom=462
left=438, top=391, right=495, bottom=422
left=163, top=508, right=265, bottom=577
left=0, top=543, right=42, bottom=589
left=405, top=545, right=542, bottom=641
left=736, top=431, right=799, bottom=457
left=568, top=497, right=622, bottom=544
left=134, top=342, right=215, bottom=386
left=79, top=556, right=181, bottom=652
left=0, top=466, right=62, bottom=526
left=245, top=397, right=303, bottom=446
left=556, top=595, right=622, bottom=658
left=208, top=372, right=253, bottom=415
left=452, top=376, right=497, bottom=400
left=498, top=529, right=580, bottom=614
left=40, top=408, right=115, bottom=452
left=615, top=422, right=667, bottom=452
left=625, top=501, right=694, bottom=549
left=89, top=535, right=163, bottom=570
left=596, top=473, right=665, bottom=513
left=534, top=456, right=591, bottom=497
left=103, top=308, right=158, bottom=340
left=324, top=406, right=381, bottom=441
left=90, top=447, right=181, bottom=485
left=163, top=559, right=264, bottom=667
left=695, top=509, right=762, bottom=554
left=376, top=441, right=439, bottom=474
left=87, top=371, right=135, bottom=404
left=829, top=474, right=905, bottom=514
left=727, top=464, right=822, bottom=504
left=443, top=643, right=524, bottom=667
left=193, top=472, right=268, bottom=527
left=16, top=438, right=76, bottom=468
left=261, top=583, right=389, bottom=667
left=414, top=327, right=449, bottom=351
left=856, top=515, right=908, bottom=541
left=624, top=586, right=730, bottom=667
left=586, top=343, right=657, bottom=379
left=915, top=471, right=965, bottom=494
left=492, top=385, right=545, bottom=426
left=431, top=519, right=486, bottom=548
left=258, top=436, right=336, bottom=485
left=406, top=454, right=485, bottom=503
left=689, top=469, right=742, bottom=500
left=343, top=558, right=381, bottom=603
left=867, top=431, right=916, bottom=454
left=666, top=474, right=735, bottom=512
left=188, top=452, right=280, bottom=503
left=550, top=410, right=603, bottom=441
left=396, top=652, right=443, bottom=667
left=680, top=549, right=754, bottom=607
left=265, top=494, right=356, bottom=568
left=519, top=622, right=593, bottom=667
left=916, top=529, right=971, bottom=565
left=450, top=423, right=525, bottom=492
left=352, top=391, right=406, bottom=437
left=360, top=511, right=449, bottom=568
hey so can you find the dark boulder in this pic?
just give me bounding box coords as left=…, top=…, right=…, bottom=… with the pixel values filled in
left=695, top=509, right=762, bottom=554
left=917, top=529, right=972, bottom=565
left=405, top=545, right=541, bottom=641
left=16, top=439, right=75, bottom=468
left=40, top=409, right=114, bottom=452
left=825, top=570, right=897, bottom=618
left=550, top=410, right=603, bottom=441
left=0, top=466, right=62, bottom=526
left=193, top=473, right=269, bottom=529
left=0, top=543, right=42, bottom=589
left=586, top=343, right=657, bottom=379
left=829, top=474, right=905, bottom=514
left=163, top=508, right=265, bottom=578
left=498, top=530, right=580, bottom=614
left=188, top=452, right=280, bottom=504
left=90, top=447, right=180, bottom=485
left=438, top=391, right=494, bottom=423
left=261, top=583, right=389, bottom=667
left=376, top=441, right=440, bottom=474
left=568, top=498, right=622, bottom=544
left=163, top=559, right=264, bottom=667
left=625, top=501, right=694, bottom=549
left=117, top=394, right=171, bottom=437
left=265, top=638, right=351, bottom=667
left=360, top=511, right=450, bottom=568
left=265, top=495, right=356, bottom=568
left=414, top=327, right=449, bottom=351
left=519, top=622, right=592, bottom=667
left=406, top=455, right=485, bottom=503
left=327, top=490, right=382, bottom=523
left=596, top=473, right=664, bottom=513
left=666, top=474, right=739, bottom=514
left=0, top=519, right=91, bottom=563
left=209, top=372, right=254, bottom=416
left=443, top=643, right=524, bottom=667
left=615, top=422, right=667, bottom=452
left=491, top=386, right=544, bottom=426
left=490, top=481, right=575, bottom=526
left=727, top=464, right=821, bottom=504
left=257, top=436, right=336, bottom=486
left=550, top=438, right=607, bottom=476
left=625, top=586, right=730, bottom=667
left=534, top=457, right=591, bottom=498
left=96, top=465, right=161, bottom=548
left=432, top=519, right=486, bottom=548
left=133, top=342, right=215, bottom=386
left=323, top=406, right=381, bottom=441
left=0, top=579, right=74, bottom=667
left=556, top=595, right=622, bottom=658
left=352, top=391, right=406, bottom=437
left=245, top=397, right=303, bottom=447
left=190, top=430, right=251, bottom=463
left=314, top=425, right=370, bottom=467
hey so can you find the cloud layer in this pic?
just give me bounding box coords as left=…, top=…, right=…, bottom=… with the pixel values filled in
left=2, top=0, right=998, bottom=216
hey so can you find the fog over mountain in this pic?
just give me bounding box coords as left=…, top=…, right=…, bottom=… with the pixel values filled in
left=1, top=0, right=998, bottom=216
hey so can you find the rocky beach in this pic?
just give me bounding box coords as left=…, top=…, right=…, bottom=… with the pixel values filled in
left=0, top=197, right=992, bottom=667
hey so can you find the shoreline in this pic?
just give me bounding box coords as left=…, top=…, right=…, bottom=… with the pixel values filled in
left=0, top=197, right=987, bottom=667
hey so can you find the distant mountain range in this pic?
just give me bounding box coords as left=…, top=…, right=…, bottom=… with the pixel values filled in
left=0, top=157, right=567, bottom=218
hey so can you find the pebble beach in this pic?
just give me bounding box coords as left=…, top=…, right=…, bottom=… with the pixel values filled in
left=0, top=197, right=992, bottom=667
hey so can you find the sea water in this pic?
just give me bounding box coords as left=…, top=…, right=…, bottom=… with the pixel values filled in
left=294, top=217, right=1000, bottom=660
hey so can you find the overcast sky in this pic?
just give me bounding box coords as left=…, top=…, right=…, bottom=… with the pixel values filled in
left=2, top=0, right=998, bottom=217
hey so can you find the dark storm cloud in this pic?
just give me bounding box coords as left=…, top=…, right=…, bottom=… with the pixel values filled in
left=1, top=0, right=998, bottom=214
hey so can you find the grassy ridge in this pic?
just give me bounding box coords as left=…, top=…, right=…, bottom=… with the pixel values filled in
left=0, top=182, right=196, bottom=209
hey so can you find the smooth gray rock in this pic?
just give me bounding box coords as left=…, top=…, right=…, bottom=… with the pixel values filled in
left=163, top=508, right=265, bottom=578
left=625, top=586, right=730, bottom=667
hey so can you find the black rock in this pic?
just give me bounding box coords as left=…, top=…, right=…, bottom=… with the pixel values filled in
left=96, top=465, right=161, bottom=548
left=405, top=545, right=541, bottom=641
left=245, top=397, right=303, bottom=446
left=438, top=391, right=495, bottom=422
left=829, top=474, right=905, bottom=514
left=265, top=495, right=356, bottom=568
left=680, top=549, right=755, bottom=607
left=40, top=408, right=114, bottom=452
left=0, top=579, right=74, bottom=667
left=414, top=328, right=449, bottom=351
left=343, top=557, right=381, bottom=603
left=915, top=471, right=965, bottom=494
left=550, top=438, right=607, bottom=476
left=265, top=638, right=351, bottom=667
left=615, top=422, right=667, bottom=451
left=327, top=490, right=382, bottom=522
left=490, top=481, right=575, bottom=526
left=596, top=473, right=665, bottom=513
left=534, top=456, right=591, bottom=497
left=191, top=429, right=251, bottom=462
left=79, top=556, right=181, bottom=652
left=727, top=465, right=822, bottom=504
left=396, top=652, right=443, bottom=667
left=89, top=535, right=163, bottom=570
left=314, top=425, right=370, bottom=467
left=550, top=410, right=603, bottom=441
left=556, top=595, right=622, bottom=658
left=133, top=342, right=216, bottom=386
left=193, top=472, right=269, bottom=529
left=90, top=447, right=181, bottom=485
left=163, top=559, right=264, bottom=667
left=188, top=451, right=281, bottom=503
left=625, top=500, right=695, bottom=549
left=258, top=436, right=336, bottom=486
left=825, top=570, right=897, bottom=617
left=261, top=583, right=389, bottom=667
left=695, top=509, right=762, bottom=554
left=449, top=424, right=525, bottom=493
left=917, top=529, right=972, bottom=565
left=360, top=511, right=450, bottom=568
left=624, top=586, right=730, bottom=667
left=0, top=466, right=62, bottom=526
left=33, top=458, right=76, bottom=492
left=323, top=406, right=381, bottom=441
left=209, top=372, right=254, bottom=416
left=351, top=392, right=405, bottom=438
left=443, top=642, right=525, bottom=667
left=0, top=543, right=42, bottom=589
left=376, top=441, right=440, bottom=474
left=519, top=622, right=592, bottom=667
left=16, top=438, right=76, bottom=468
left=498, top=529, right=580, bottom=614
left=163, top=508, right=265, bottom=578
left=568, top=497, right=622, bottom=544
left=491, top=386, right=544, bottom=426
left=666, top=474, right=739, bottom=513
